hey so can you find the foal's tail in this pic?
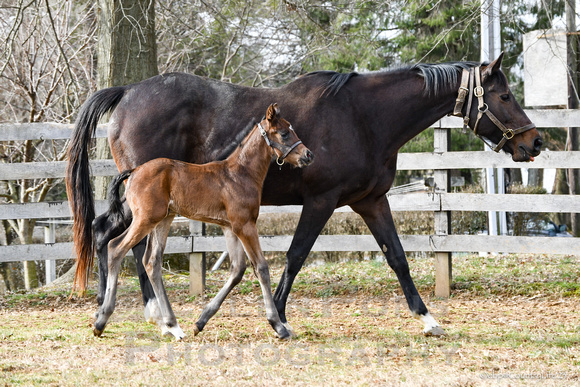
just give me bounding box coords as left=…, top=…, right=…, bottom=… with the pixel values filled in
left=108, top=170, right=133, bottom=227
left=66, top=86, right=126, bottom=295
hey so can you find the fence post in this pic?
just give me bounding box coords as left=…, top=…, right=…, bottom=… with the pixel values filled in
left=189, top=220, right=205, bottom=296
left=433, top=128, right=452, bottom=297
left=44, top=221, right=56, bottom=285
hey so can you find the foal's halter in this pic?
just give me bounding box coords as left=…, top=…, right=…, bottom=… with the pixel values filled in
left=452, top=66, right=536, bottom=152
left=258, top=120, right=303, bottom=166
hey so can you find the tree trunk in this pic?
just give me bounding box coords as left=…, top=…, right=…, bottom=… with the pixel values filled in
left=508, top=168, right=522, bottom=186
left=527, top=168, right=543, bottom=188
left=553, top=168, right=571, bottom=227
left=94, top=0, right=159, bottom=200
left=21, top=221, right=38, bottom=289
left=567, top=0, right=580, bottom=236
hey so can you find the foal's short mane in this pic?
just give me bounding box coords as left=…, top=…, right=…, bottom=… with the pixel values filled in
left=213, top=118, right=257, bottom=161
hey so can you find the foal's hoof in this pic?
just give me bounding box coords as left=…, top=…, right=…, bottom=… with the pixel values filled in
left=162, top=325, right=186, bottom=341
left=93, top=327, right=104, bottom=337
left=424, top=326, right=447, bottom=337
left=192, top=323, right=201, bottom=336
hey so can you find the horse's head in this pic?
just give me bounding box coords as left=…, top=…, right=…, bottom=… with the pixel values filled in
left=259, top=103, right=314, bottom=168
left=460, top=53, right=542, bottom=162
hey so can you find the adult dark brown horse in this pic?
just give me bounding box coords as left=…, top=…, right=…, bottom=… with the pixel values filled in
left=67, top=53, right=542, bottom=337
left=94, top=104, right=312, bottom=339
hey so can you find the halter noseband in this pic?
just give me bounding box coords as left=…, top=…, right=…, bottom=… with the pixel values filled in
left=452, top=66, right=536, bottom=152
left=257, top=120, right=303, bottom=166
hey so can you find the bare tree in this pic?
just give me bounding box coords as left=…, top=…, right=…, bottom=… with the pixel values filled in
left=0, top=0, right=96, bottom=289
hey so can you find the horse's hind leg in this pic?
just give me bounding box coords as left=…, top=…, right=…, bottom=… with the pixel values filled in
left=94, top=220, right=155, bottom=337
left=94, top=203, right=159, bottom=326
left=141, top=215, right=185, bottom=340
left=234, top=222, right=290, bottom=339
left=194, top=227, right=247, bottom=335
left=93, top=210, right=128, bottom=308
left=273, top=196, right=338, bottom=333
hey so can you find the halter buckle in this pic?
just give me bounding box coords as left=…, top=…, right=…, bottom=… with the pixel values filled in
left=478, top=103, right=489, bottom=113
left=474, top=86, right=484, bottom=98
left=503, top=129, right=515, bottom=140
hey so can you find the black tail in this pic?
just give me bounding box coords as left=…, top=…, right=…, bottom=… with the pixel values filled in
left=66, top=86, right=126, bottom=295
left=108, top=170, right=133, bottom=226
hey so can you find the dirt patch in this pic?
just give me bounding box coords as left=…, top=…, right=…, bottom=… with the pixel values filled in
left=1, top=256, right=579, bottom=385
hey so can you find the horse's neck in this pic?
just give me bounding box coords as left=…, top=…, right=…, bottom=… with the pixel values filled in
left=226, top=126, right=272, bottom=183
left=369, top=71, right=459, bottom=153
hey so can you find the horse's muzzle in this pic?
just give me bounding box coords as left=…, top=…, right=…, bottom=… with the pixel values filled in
left=300, top=149, right=314, bottom=167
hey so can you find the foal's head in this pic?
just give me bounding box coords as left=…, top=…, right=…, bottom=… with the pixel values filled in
left=259, top=104, right=314, bottom=168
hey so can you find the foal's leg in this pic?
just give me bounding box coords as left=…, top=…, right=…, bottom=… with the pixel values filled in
left=94, top=221, right=155, bottom=336
left=234, top=222, right=290, bottom=339
left=194, top=227, right=247, bottom=335
left=142, top=216, right=185, bottom=339
left=141, top=215, right=185, bottom=340
left=350, top=195, right=445, bottom=336
left=93, top=206, right=159, bottom=327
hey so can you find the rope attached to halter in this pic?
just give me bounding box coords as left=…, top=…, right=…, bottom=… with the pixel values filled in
left=258, top=121, right=303, bottom=166
left=452, top=66, right=536, bottom=152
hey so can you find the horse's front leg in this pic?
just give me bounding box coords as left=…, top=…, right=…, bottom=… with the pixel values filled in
left=234, top=222, right=290, bottom=340
left=273, top=195, right=338, bottom=334
left=350, top=195, right=446, bottom=336
left=142, top=215, right=185, bottom=340
left=194, top=227, right=247, bottom=335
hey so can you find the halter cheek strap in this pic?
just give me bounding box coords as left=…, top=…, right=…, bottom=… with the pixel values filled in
left=258, top=121, right=303, bottom=165
left=453, top=67, right=536, bottom=152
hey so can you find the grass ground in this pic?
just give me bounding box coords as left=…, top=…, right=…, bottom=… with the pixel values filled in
left=0, top=253, right=579, bottom=386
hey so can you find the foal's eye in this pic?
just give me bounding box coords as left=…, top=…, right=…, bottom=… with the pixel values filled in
left=281, top=132, right=290, bottom=140
left=500, top=94, right=510, bottom=102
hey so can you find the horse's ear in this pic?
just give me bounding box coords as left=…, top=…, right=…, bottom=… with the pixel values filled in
left=266, top=103, right=279, bottom=122
left=482, top=52, right=504, bottom=80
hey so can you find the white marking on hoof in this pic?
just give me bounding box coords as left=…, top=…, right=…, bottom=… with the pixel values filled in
left=161, top=324, right=186, bottom=341
left=413, top=312, right=446, bottom=336
left=283, top=322, right=297, bottom=338
left=144, top=299, right=163, bottom=327
left=424, top=325, right=447, bottom=337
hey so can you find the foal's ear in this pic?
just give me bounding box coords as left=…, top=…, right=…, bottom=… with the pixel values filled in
left=482, top=51, right=504, bottom=81
left=266, top=103, right=279, bottom=122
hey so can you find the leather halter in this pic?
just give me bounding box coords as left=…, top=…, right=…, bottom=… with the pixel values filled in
left=452, top=66, right=536, bottom=152
left=257, top=120, right=303, bottom=166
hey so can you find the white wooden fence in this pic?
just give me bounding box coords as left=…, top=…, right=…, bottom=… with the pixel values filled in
left=1, top=109, right=580, bottom=297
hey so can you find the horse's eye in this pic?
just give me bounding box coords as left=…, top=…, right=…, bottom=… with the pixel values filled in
left=281, top=132, right=290, bottom=140
left=500, top=94, right=510, bottom=102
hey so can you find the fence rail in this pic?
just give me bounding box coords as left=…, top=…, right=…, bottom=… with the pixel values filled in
left=1, top=110, right=579, bottom=296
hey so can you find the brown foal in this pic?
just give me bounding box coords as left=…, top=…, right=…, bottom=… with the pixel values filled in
left=94, top=104, right=313, bottom=340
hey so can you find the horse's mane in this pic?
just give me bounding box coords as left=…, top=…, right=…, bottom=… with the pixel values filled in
left=410, top=61, right=480, bottom=96
left=303, top=71, right=359, bottom=97
left=304, top=61, right=488, bottom=98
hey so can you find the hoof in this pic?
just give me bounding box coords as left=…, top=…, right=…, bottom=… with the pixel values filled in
left=283, top=322, right=297, bottom=338
left=192, top=323, right=201, bottom=336
left=424, top=325, right=447, bottom=337
left=93, top=327, right=103, bottom=337
left=161, top=325, right=186, bottom=341
left=277, top=326, right=291, bottom=340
